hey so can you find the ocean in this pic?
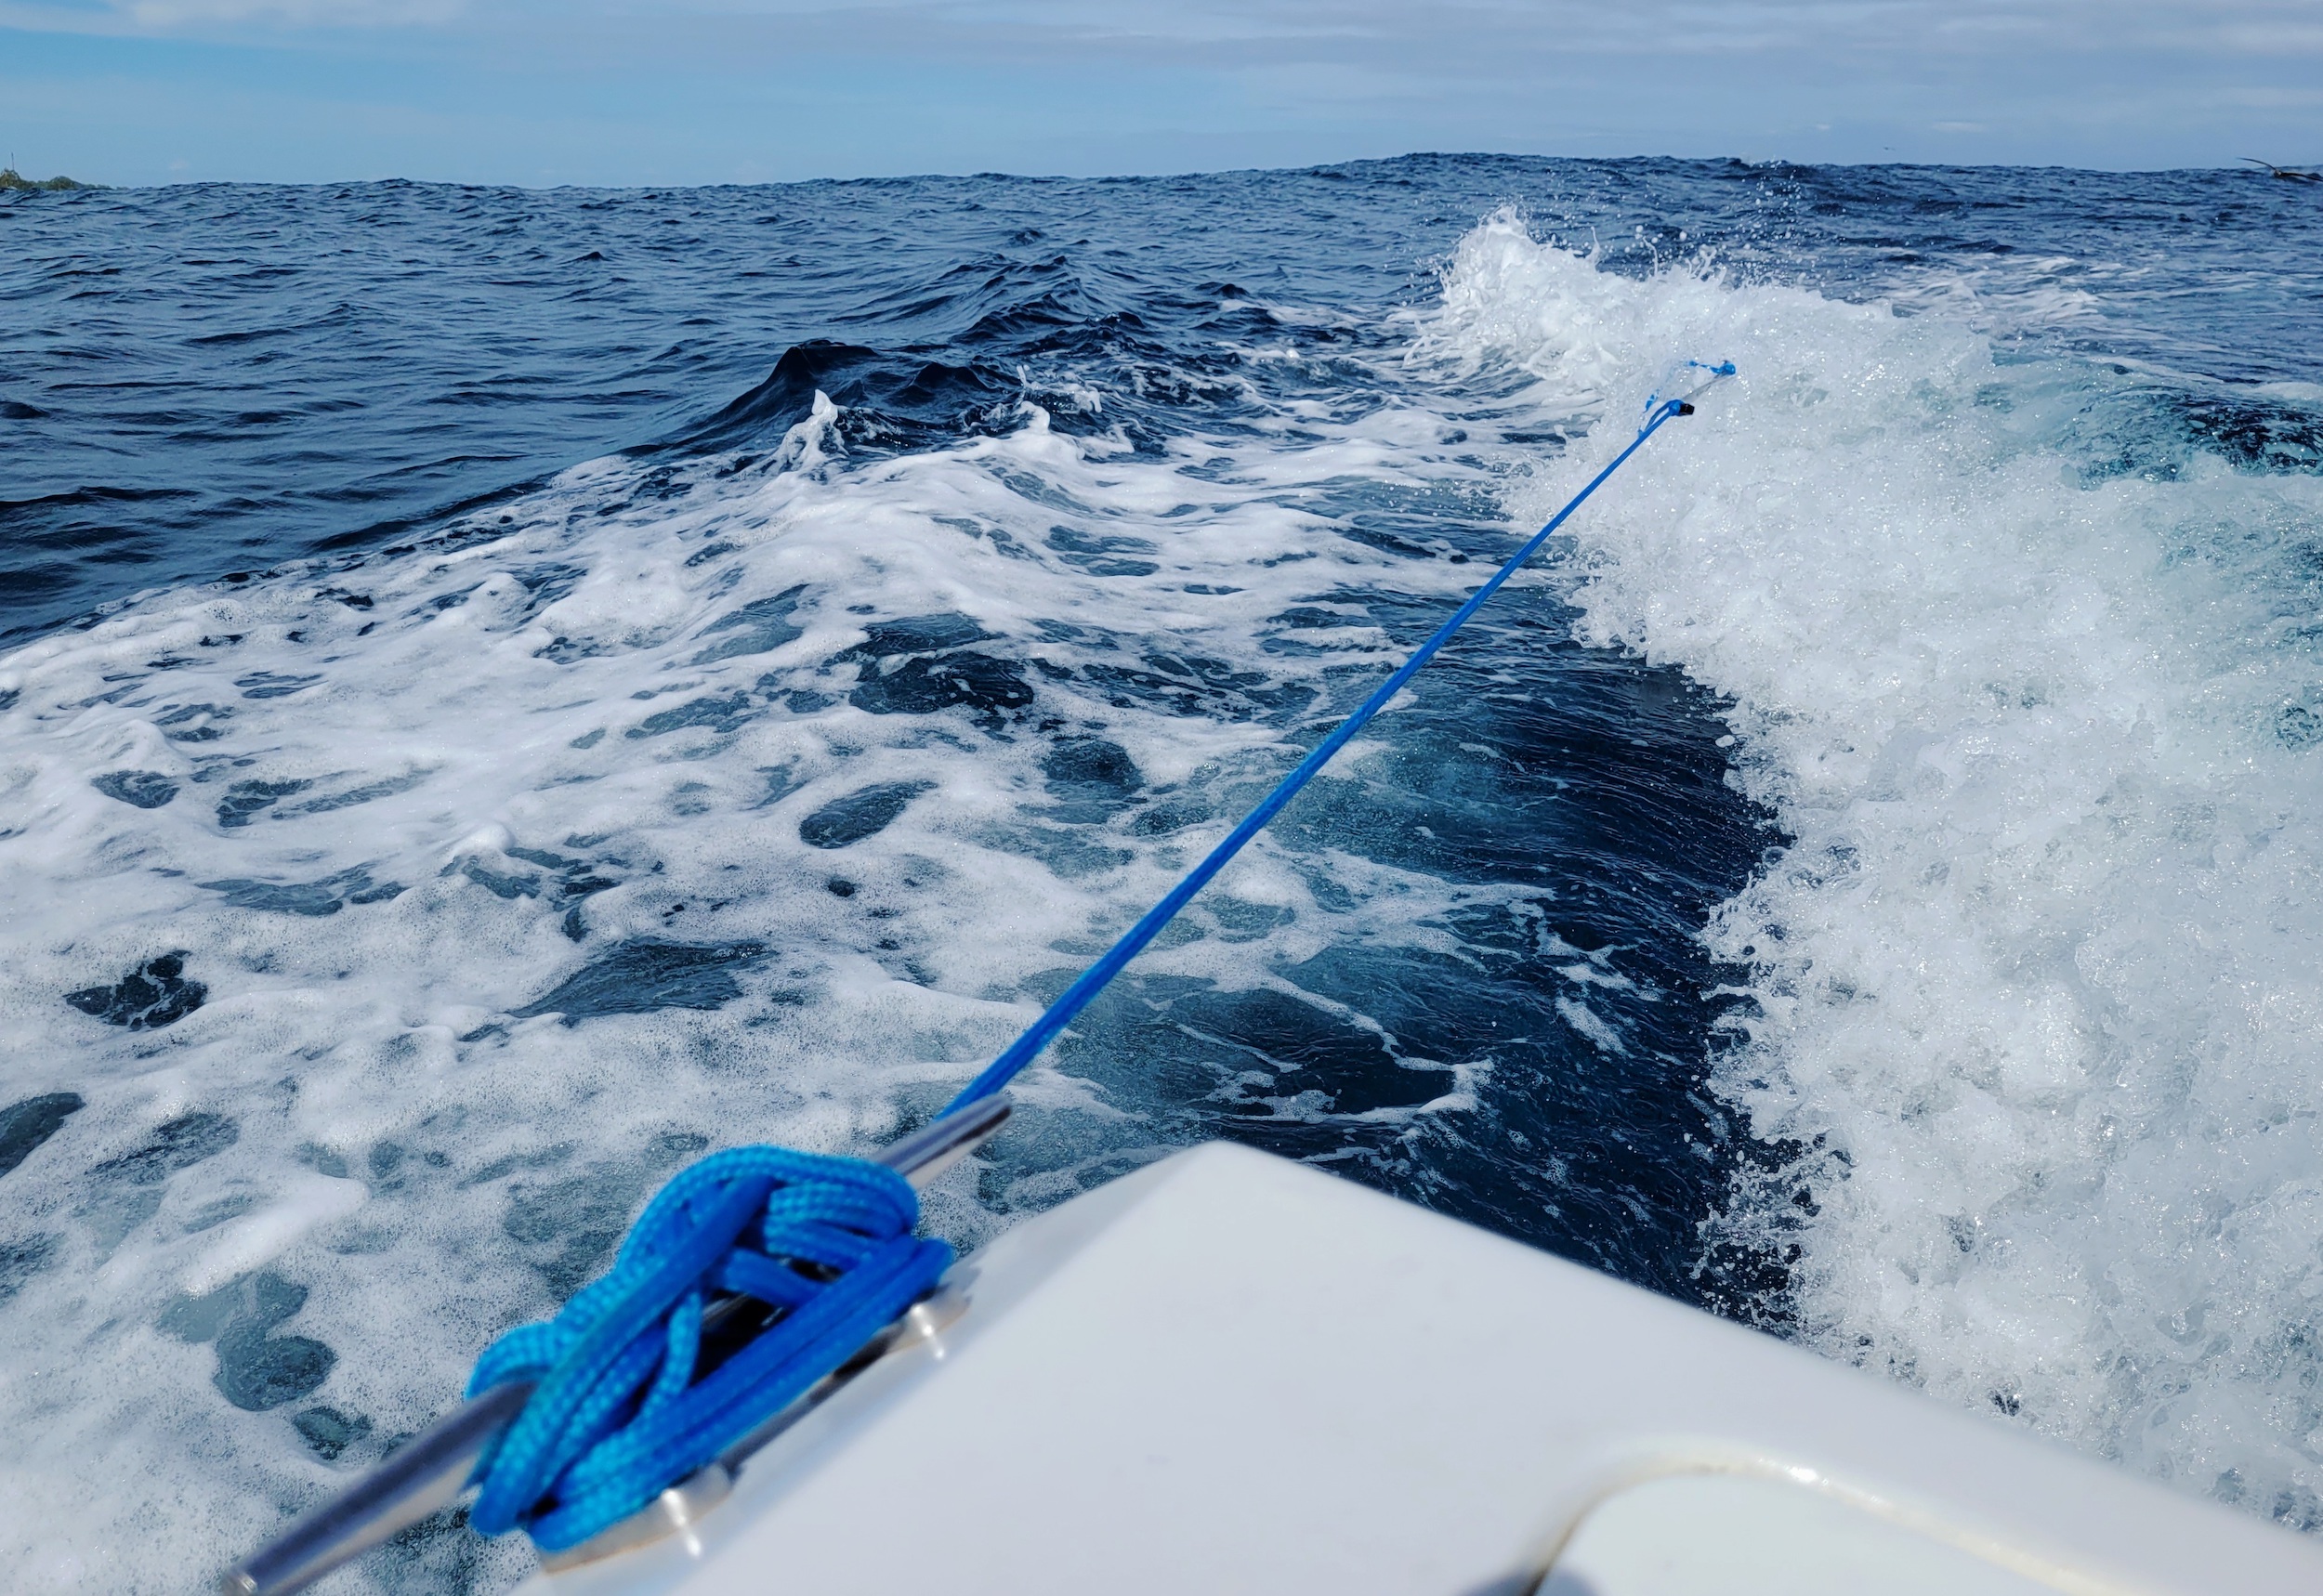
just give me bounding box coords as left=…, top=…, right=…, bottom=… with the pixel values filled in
left=2, top=155, right=2320, bottom=1589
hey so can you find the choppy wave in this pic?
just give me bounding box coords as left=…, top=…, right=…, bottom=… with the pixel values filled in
left=0, top=235, right=1762, bottom=1590
left=1428, top=214, right=2323, bottom=1524
left=4, top=160, right=2322, bottom=1589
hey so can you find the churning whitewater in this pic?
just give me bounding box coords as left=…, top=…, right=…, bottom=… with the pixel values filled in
left=2, top=160, right=2321, bottom=1589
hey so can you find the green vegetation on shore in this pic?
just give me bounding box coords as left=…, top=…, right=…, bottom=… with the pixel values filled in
left=0, top=168, right=94, bottom=191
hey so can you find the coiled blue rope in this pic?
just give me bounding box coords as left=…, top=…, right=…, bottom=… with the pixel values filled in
left=466, top=1147, right=950, bottom=1551
left=463, top=364, right=1727, bottom=1555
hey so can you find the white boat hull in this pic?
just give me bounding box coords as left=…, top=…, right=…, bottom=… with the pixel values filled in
left=527, top=1142, right=2322, bottom=1595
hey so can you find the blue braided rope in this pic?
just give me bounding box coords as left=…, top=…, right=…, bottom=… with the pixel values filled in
left=465, top=1146, right=952, bottom=1551
left=944, top=380, right=1727, bottom=1113
left=459, top=364, right=1726, bottom=1556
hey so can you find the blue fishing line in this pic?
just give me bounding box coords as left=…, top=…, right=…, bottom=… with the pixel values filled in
left=463, top=364, right=1729, bottom=1555
left=946, top=371, right=1731, bottom=1112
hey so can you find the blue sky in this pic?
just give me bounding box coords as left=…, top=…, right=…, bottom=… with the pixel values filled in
left=3, top=0, right=2319, bottom=185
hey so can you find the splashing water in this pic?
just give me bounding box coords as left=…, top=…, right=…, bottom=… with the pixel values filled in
left=2, top=159, right=2321, bottom=1588
left=1428, top=210, right=2323, bottom=1520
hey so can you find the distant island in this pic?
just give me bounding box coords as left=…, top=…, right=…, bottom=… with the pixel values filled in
left=0, top=168, right=95, bottom=191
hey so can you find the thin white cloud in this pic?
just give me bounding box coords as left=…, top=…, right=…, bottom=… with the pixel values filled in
left=6, top=0, right=2316, bottom=178
left=12, top=0, right=2323, bottom=53
left=1, top=0, right=455, bottom=26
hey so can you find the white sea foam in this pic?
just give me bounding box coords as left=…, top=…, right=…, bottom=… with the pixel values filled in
left=7, top=210, right=2318, bottom=1588
left=1429, top=214, right=2323, bottom=1524
left=0, top=345, right=1538, bottom=1588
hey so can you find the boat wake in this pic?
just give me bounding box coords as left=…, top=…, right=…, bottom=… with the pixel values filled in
left=4, top=166, right=2322, bottom=1587
left=1428, top=214, right=2323, bottom=1526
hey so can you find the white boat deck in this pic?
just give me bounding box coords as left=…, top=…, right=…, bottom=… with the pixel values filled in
left=527, top=1142, right=2323, bottom=1596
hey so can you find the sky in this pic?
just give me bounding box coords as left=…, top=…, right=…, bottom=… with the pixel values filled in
left=1, top=0, right=2319, bottom=186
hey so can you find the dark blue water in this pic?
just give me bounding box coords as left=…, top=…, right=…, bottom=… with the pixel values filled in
left=9, top=161, right=2316, bottom=647
left=4, top=158, right=2321, bottom=1588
